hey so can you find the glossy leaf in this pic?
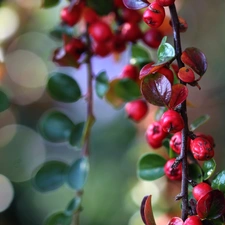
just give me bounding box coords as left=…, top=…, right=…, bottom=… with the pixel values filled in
left=48, top=73, right=81, bottom=103
left=41, top=0, right=61, bottom=8
left=141, top=73, right=172, bottom=106
left=33, top=161, right=68, bottom=192
left=67, top=157, right=89, bottom=190
left=95, top=71, right=109, bottom=98
left=139, top=62, right=164, bottom=80
left=212, top=170, right=225, bottom=194
left=45, top=212, right=72, bottom=225
left=196, top=190, right=225, bottom=219
left=69, top=122, right=85, bottom=148
left=122, top=0, right=149, bottom=10
left=203, top=159, right=216, bottom=180
left=181, top=47, right=207, bottom=76
left=49, top=24, right=74, bottom=40
left=114, top=78, right=141, bottom=101
left=167, top=217, right=183, bottom=225
left=157, top=37, right=175, bottom=63
left=138, top=153, right=166, bottom=181
left=188, top=163, right=203, bottom=183
left=0, top=90, right=10, bottom=112
left=190, top=114, right=210, bottom=131
left=39, top=110, right=74, bottom=142
left=169, top=84, right=188, bottom=109
left=131, top=45, right=151, bottom=67
left=87, top=0, right=114, bottom=15
left=144, top=195, right=156, bottom=225
left=65, top=197, right=81, bottom=216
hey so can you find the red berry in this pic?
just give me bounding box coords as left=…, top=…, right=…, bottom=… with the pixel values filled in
left=158, top=67, right=174, bottom=84
left=167, top=217, right=183, bottom=225
left=120, top=64, right=139, bottom=81
left=192, top=182, right=212, bottom=201
left=114, top=0, right=125, bottom=8
left=82, top=7, right=99, bottom=24
left=92, top=40, right=112, bottom=57
left=89, top=21, right=113, bottom=43
left=170, top=132, right=182, bottom=154
left=160, top=110, right=184, bottom=133
left=111, top=34, right=126, bottom=54
left=143, top=3, right=165, bottom=28
left=121, top=22, right=143, bottom=42
left=190, top=137, right=214, bottom=161
left=125, top=99, right=148, bottom=122
left=142, top=29, right=163, bottom=49
left=178, top=67, right=195, bottom=83
left=156, top=0, right=175, bottom=7
left=195, top=133, right=215, bottom=148
left=184, top=216, right=202, bottom=225
left=60, top=5, right=82, bottom=26
left=146, top=121, right=168, bottom=149
left=164, top=158, right=182, bottom=180
left=122, top=8, right=142, bottom=23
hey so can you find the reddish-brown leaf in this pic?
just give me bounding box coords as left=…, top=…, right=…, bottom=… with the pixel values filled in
left=169, top=84, right=188, bottom=109
left=139, top=62, right=164, bottom=80
left=141, top=73, right=172, bottom=106
left=181, top=47, right=207, bottom=76
left=144, top=195, right=156, bottom=225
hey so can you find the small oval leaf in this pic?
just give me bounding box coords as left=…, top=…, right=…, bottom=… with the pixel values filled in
left=181, top=47, right=207, bottom=76
left=203, top=159, right=216, bottom=180
left=33, top=161, right=68, bottom=192
left=48, top=73, right=81, bottom=103
left=188, top=163, right=203, bottom=183
left=69, top=122, right=85, bottom=148
left=190, top=115, right=210, bottom=131
left=138, top=153, right=166, bottom=181
left=131, top=45, right=151, bottom=67
left=65, top=197, right=82, bottom=216
left=122, top=0, right=149, bottom=10
left=39, top=110, right=74, bottom=142
left=141, top=73, right=172, bottom=107
left=67, top=157, right=89, bottom=190
left=50, top=24, right=74, bottom=40
left=212, top=170, right=225, bottom=194
left=45, top=212, right=72, bottom=225
left=0, top=90, right=10, bottom=112
left=95, top=71, right=109, bottom=98
left=42, top=0, right=61, bottom=8
left=144, top=195, right=156, bottom=225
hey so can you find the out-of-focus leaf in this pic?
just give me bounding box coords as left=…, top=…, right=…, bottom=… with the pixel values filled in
left=131, top=45, right=151, bottom=68
left=144, top=195, right=156, bottom=225
left=48, top=73, right=81, bottom=103
left=87, top=0, right=114, bottom=15
left=0, top=90, right=10, bottom=112
left=67, top=157, right=89, bottom=190
left=33, top=161, right=68, bottom=192
left=196, top=190, right=225, bottom=219
left=95, top=71, right=109, bottom=98
left=140, top=196, right=148, bottom=224
left=45, top=211, right=72, bottom=225
left=190, top=115, right=210, bottom=131
left=188, top=163, right=203, bottom=183
left=181, top=47, right=207, bottom=76
left=65, top=197, right=82, bottom=216
left=39, top=110, right=74, bottom=142
left=203, top=159, right=216, bottom=180
left=49, top=24, right=74, bottom=40
left=141, top=73, right=172, bottom=106
left=212, top=170, right=225, bottom=194
left=122, top=0, right=149, bottom=9
left=41, top=0, right=61, bottom=8
left=138, top=153, right=166, bottom=180
left=69, top=122, right=85, bottom=148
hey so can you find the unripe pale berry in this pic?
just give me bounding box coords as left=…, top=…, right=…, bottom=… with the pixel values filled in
left=190, top=137, right=214, bottom=161
left=125, top=100, right=148, bottom=122
left=184, top=216, right=202, bottom=225
left=192, top=182, right=212, bottom=201
left=156, top=0, right=175, bottom=7
left=160, top=110, right=184, bottom=133
left=142, top=29, right=163, bottom=49
left=164, top=158, right=182, bottom=180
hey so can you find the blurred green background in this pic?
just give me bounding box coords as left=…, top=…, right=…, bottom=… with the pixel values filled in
left=0, top=0, right=225, bottom=225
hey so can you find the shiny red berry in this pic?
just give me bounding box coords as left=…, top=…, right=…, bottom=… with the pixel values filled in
left=60, top=5, right=82, bottom=26
left=143, top=2, right=165, bottom=28
left=190, top=137, right=214, bottom=161
left=122, top=8, right=142, bottom=23
left=120, top=64, right=139, bottom=81
left=160, top=110, right=184, bottom=133
left=146, top=121, right=168, bottom=149
left=82, top=7, right=99, bottom=24
left=121, top=22, right=143, bottom=42
left=167, top=217, right=183, bottom=225
left=170, top=132, right=182, bottom=154
left=156, top=0, right=175, bottom=7
left=158, top=67, right=174, bottom=84
left=184, top=216, right=202, bottom=225
left=92, top=41, right=112, bottom=57
left=192, top=182, right=212, bottom=201
left=142, top=29, right=163, bottom=49
left=195, top=133, right=215, bottom=148
left=164, top=158, right=182, bottom=180
left=125, top=99, right=148, bottom=122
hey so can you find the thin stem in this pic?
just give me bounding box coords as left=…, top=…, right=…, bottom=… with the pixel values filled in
left=169, top=4, right=189, bottom=221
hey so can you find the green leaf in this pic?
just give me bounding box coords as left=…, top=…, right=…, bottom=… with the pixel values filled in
left=48, top=73, right=81, bottom=103
left=33, top=161, right=68, bottom=192
left=190, top=115, right=210, bottom=131
left=39, top=110, right=74, bottom=142
left=67, top=157, right=89, bottom=190
left=0, top=90, right=10, bottom=112
left=45, top=212, right=72, bottom=225
left=131, top=45, right=151, bottom=67
left=41, top=0, right=61, bottom=8
left=95, top=71, right=109, bottom=98
left=50, top=24, right=74, bottom=40
left=65, top=197, right=81, bottom=216
left=203, top=159, right=216, bottom=180
left=157, top=36, right=175, bottom=63
left=138, top=153, right=166, bottom=181
left=69, top=122, right=85, bottom=148
left=188, top=163, right=203, bottom=183
left=212, top=170, right=225, bottom=194
left=87, top=0, right=114, bottom=15
left=114, top=78, right=141, bottom=101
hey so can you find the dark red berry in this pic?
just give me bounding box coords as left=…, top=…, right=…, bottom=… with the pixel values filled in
left=142, top=29, right=163, bottom=49
left=170, top=17, right=188, bottom=33
left=146, top=121, right=168, bottom=149
left=184, top=216, right=202, bottom=225
left=160, top=110, right=184, bottom=133
left=111, top=34, right=126, bottom=54
left=158, top=67, right=174, bottom=84
left=190, top=137, right=214, bottom=161
left=192, top=182, right=212, bottom=201
left=120, top=64, right=139, bottom=81
left=121, top=22, right=143, bottom=42
left=114, top=0, right=125, bottom=8
left=164, top=158, right=182, bottom=180
left=125, top=99, right=148, bottom=122
left=143, top=2, right=165, bottom=28
left=122, top=8, right=142, bottom=23
left=60, top=5, right=82, bottom=26
left=92, top=41, right=112, bottom=57
left=82, top=7, right=99, bottom=25
left=156, top=0, right=175, bottom=7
